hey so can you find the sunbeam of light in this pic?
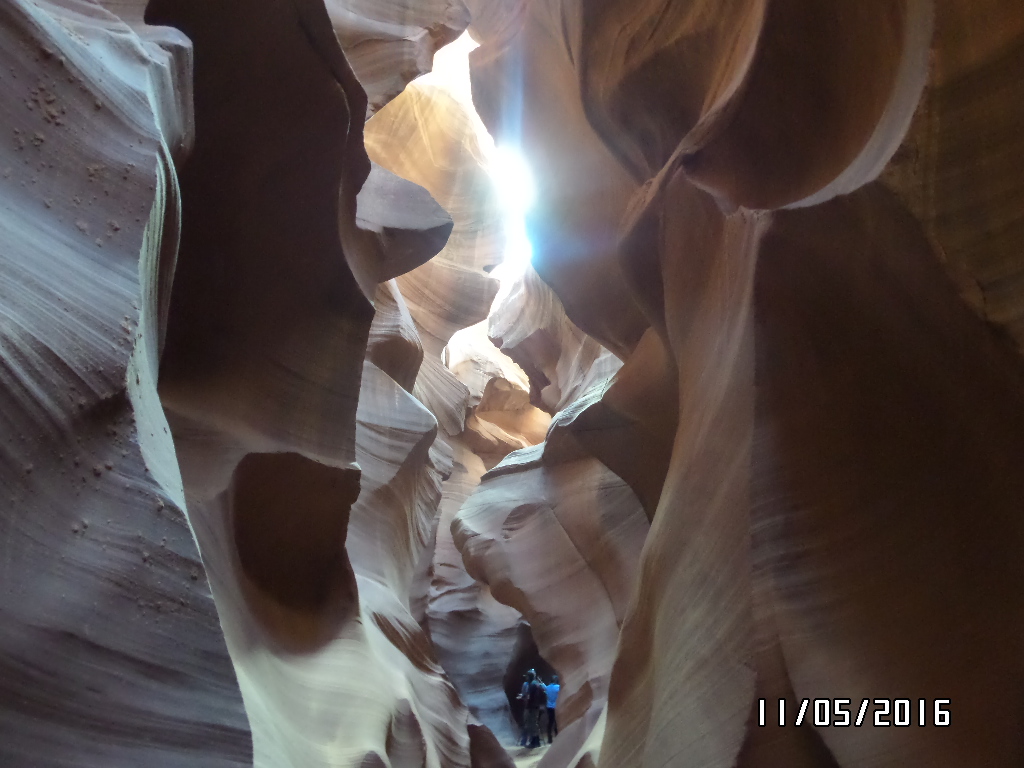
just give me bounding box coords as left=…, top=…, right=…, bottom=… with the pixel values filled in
left=424, top=32, right=540, bottom=390
left=415, top=31, right=536, bottom=305
left=488, top=144, right=536, bottom=278
left=491, top=145, right=537, bottom=214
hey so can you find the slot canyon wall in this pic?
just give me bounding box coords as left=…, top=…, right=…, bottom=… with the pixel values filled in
left=1, top=2, right=1024, bottom=768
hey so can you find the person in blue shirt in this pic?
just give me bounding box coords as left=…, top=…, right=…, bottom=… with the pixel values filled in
left=545, top=674, right=560, bottom=744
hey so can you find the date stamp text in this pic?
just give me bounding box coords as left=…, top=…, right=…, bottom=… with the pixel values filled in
left=758, top=698, right=950, bottom=727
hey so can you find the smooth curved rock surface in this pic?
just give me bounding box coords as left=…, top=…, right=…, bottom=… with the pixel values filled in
left=427, top=436, right=524, bottom=746
left=7, top=2, right=1024, bottom=767
left=151, top=0, right=375, bottom=469
left=746, top=184, right=1024, bottom=767
left=329, top=0, right=469, bottom=115
left=464, top=2, right=1024, bottom=767
left=356, top=161, right=454, bottom=285
left=453, top=433, right=650, bottom=767
left=145, top=2, right=505, bottom=766
left=488, top=267, right=622, bottom=415
left=0, top=2, right=249, bottom=765
left=368, top=279, right=426, bottom=393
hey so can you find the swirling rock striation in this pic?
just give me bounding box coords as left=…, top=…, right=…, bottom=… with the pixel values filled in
left=0, top=2, right=249, bottom=766
left=6, top=1, right=1024, bottom=767
left=464, top=1, right=1024, bottom=767
left=145, top=0, right=503, bottom=766
left=328, top=0, right=469, bottom=115
left=452, top=423, right=649, bottom=768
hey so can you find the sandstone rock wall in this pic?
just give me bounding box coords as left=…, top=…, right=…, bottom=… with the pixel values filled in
left=1, top=1, right=516, bottom=766
left=4, top=1, right=1024, bottom=767
left=0, top=3, right=249, bottom=765
left=465, top=1, right=1024, bottom=766
left=145, top=1, right=519, bottom=766
left=453, top=439, right=649, bottom=768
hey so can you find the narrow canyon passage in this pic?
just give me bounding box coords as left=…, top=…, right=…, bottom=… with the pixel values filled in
left=2, top=2, right=1024, bottom=768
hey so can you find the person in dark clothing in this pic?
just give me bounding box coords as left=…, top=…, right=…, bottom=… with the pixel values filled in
left=517, top=669, right=546, bottom=748
left=517, top=672, right=531, bottom=746
left=517, top=669, right=536, bottom=746
left=545, top=674, right=560, bottom=744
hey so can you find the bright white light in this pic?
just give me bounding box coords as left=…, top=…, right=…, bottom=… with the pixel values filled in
left=490, top=145, right=536, bottom=214
left=417, top=31, right=479, bottom=101
left=488, top=145, right=536, bottom=275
